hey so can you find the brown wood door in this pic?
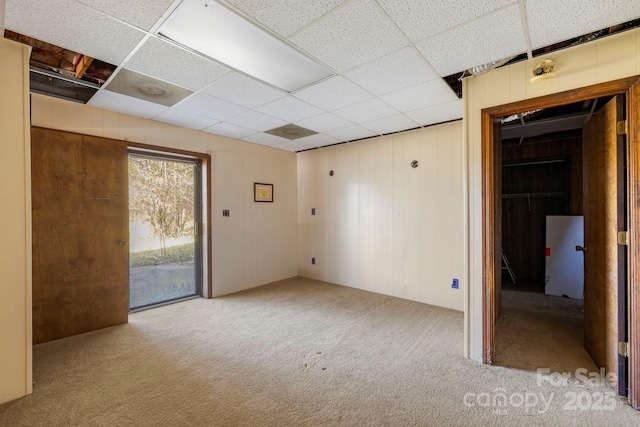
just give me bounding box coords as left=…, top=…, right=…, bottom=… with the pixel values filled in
left=627, top=78, right=640, bottom=408
left=31, top=128, right=129, bottom=344
left=582, top=95, right=627, bottom=394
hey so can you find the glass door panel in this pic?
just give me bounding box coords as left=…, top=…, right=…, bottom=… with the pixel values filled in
left=128, top=152, right=202, bottom=310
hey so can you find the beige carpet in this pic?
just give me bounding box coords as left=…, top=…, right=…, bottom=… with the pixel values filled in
left=0, top=277, right=638, bottom=426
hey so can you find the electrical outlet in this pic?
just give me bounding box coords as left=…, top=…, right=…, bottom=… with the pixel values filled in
left=312, top=208, right=316, bottom=215
left=312, top=257, right=316, bottom=265
left=452, top=278, right=459, bottom=289
left=222, top=209, right=229, bottom=217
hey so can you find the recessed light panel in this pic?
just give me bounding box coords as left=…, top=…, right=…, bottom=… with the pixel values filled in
left=157, top=0, right=334, bottom=93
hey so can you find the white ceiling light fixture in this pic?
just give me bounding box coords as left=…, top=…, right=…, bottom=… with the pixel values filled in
left=157, top=0, right=334, bottom=93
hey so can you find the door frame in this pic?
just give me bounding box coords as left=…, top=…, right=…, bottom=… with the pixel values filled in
left=481, top=75, right=640, bottom=407
left=128, top=141, right=213, bottom=300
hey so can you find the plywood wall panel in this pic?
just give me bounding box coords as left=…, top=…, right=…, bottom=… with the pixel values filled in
left=342, top=143, right=361, bottom=288
left=391, top=135, right=407, bottom=299
left=358, top=141, right=375, bottom=291
left=637, top=29, right=640, bottom=74
left=298, top=122, right=465, bottom=311
left=371, top=138, right=394, bottom=296
left=297, top=150, right=328, bottom=281
left=486, top=66, right=511, bottom=107
left=552, top=43, right=597, bottom=94
left=596, top=31, right=637, bottom=84
left=508, top=61, right=527, bottom=103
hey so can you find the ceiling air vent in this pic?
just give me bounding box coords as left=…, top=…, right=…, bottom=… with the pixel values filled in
left=265, top=124, right=317, bottom=140
left=104, top=68, right=193, bottom=107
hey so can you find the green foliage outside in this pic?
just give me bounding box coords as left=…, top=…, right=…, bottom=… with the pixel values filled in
left=129, top=156, right=196, bottom=255
left=130, top=243, right=195, bottom=268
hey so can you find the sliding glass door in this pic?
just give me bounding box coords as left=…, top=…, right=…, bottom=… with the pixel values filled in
left=128, top=152, right=202, bottom=310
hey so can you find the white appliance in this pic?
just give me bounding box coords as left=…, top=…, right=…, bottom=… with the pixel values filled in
left=545, top=215, right=584, bottom=299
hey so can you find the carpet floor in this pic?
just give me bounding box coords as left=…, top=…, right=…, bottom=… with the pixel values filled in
left=496, top=289, right=595, bottom=374
left=1, top=277, right=638, bottom=426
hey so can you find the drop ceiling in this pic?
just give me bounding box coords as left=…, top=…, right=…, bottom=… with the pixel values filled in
left=2, top=0, right=639, bottom=152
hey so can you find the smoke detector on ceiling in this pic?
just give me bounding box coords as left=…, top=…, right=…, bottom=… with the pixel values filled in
left=530, top=59, right=556, bottom=82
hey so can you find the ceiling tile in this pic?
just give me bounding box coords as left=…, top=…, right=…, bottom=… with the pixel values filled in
left=203, top=123, right=257, bottom=139
left=326, top=125, right=378, bottom=142
left=243, top=132, right=289, bottom=146
left=255, top=97, right=324, bottom=123
left=361, top=114, right=420, bottom=135
left=5, top=0, right=145, bottom=65
left=270, top=140, right=317, bottom=152
left=88, top=90, right=168, bottom=119
left=225, top=111, right=288, bottom=132
left=295, top=113, right=355, bottom=133
left=344, top=47, right=439, bottom=96
left=290, top=0, right=408, bottom=72
left=296, top=134, right=342, bottom=147
left=416, top=5, right=526, bottom=76
left=526, top=0, right=640, bottom=49
left=377, top=0, right=513, bottom=43
left=75, top=0, right=175, bottom=31
left=203, top=73, right=286, bottom=109
left=174, top=93, right=247, bottom=121
left=225, top=0, right=347, bottom=37
left=405, top=100, right=463, bottom=126
left=153, top=109, right=220, bottom=131
left=124, top=37, right=230, bottom=91
left=294, top=76, right=372, bottom=111
left=333, top=98, right=399, bottom=124
left=380, top=79, right=458, bottom=112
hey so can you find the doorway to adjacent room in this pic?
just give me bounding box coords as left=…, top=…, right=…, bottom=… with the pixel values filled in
left=481, top=76, right=640, bottom=405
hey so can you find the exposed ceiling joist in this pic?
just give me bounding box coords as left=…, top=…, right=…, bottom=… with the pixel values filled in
left=502, top=114, right=589, bottom=140
left=75, top=55, right=93, bottom=80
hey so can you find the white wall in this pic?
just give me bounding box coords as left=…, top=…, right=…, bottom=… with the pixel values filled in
left=0, top=38, right=32, bottom=404
left=31, top=94, right=299, bottom=298
left=465, top=28, right=640, bottom=361
left=298, top=122, right=465, bottom=311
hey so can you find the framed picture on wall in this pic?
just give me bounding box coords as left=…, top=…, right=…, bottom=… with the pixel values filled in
left=254, top=183, right=273, bottom=202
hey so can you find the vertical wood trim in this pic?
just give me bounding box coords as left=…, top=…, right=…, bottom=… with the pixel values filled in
left=482, top=109, right=496, bottom=365
left=493, top=118, right=502, bottom=326
left=628, top=80, right=640, bottom=409
left=23, top=49, right=33, bottom=396
left=615, top=96, right=627, bottom=396
left=204, top=156, right=213, bottom=299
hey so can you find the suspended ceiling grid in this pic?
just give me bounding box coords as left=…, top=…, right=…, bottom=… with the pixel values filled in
left=2, top=0, right=639, bottom=152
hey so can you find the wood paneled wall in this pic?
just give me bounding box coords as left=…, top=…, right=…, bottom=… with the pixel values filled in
left=298, top=122, right=465, bottom=311
left=501, top=130, right=582, bottom=282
